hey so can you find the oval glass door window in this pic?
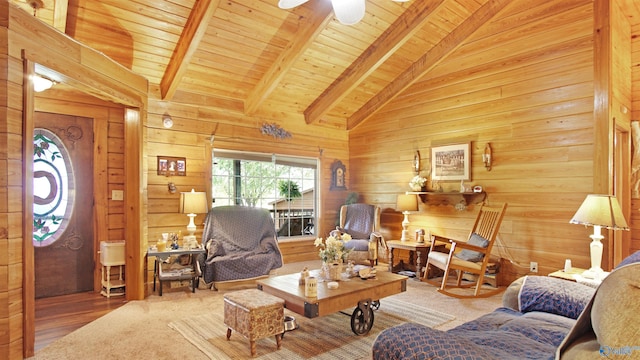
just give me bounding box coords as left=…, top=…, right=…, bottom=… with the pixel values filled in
left=33, top=129, right=75, bottom=247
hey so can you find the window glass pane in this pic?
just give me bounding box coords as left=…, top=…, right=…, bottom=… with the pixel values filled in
left=212, top=150, right=316, bottom=238
left=33, top=129, right=74, bottom=247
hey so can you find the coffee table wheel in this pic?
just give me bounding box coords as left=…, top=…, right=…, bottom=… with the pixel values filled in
left=351, top=299, right=375, bottom=335
left=371, top=300, right=380, bottom=310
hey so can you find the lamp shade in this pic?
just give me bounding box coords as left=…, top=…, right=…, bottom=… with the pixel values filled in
left=569, top=194, right=629, bottom=230
left=396, top=194, right=418, bottom=212
left=179, top=189, right=209, bottom=215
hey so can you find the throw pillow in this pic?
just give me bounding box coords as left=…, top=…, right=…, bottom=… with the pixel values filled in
left=518, top=275, right=594, bottom=320
left=455, top=232, right=489, bottom=262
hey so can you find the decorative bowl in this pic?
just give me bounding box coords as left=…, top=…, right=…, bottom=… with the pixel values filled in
left=284, top=315, right=298, bottom=331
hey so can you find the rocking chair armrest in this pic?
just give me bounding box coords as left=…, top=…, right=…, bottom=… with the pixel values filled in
left=431, top=235, right=451, bottom=245
left=450, top=240, right=488, bottom=253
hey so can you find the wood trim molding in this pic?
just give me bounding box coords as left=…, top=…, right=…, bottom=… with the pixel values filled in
left=22, top=55, right=37, bottom=359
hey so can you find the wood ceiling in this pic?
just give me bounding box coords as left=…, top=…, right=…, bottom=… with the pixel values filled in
left=11, top=0, right=640, bottom=130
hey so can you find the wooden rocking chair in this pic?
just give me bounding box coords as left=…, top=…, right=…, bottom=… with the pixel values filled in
left=422, top=203, right=507, bottom=298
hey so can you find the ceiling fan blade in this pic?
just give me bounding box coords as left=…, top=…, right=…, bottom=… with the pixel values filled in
left=278, top=0, right=310, bottom=9
left=331, top=0, right=365, bottom=25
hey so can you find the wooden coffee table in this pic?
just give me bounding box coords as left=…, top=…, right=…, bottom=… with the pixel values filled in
left=256, top=270, right=407, bottom=335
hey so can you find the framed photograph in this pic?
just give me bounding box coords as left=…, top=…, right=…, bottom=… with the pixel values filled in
left=431, top=143, right=470, bottom=181
left=157, top=156, right=186, bottom=176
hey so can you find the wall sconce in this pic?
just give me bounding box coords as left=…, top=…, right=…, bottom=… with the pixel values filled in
left=32, top=74, right=56, bottom=92
left=168, top=182, right=177, bottom=193
left=482, top=143, right=492, bottom=171
left=162, top=113, right=173, bottom=128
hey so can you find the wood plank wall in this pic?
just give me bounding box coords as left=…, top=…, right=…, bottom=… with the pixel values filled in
left=349, top=0, right=630, bottom=283
left=1, top=3, right=147, bottom=358
left=143, top=95, right=349, bottom=284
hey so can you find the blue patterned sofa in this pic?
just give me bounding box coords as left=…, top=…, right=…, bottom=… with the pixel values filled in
left=372, top=252, right=640, bottom=360
left=198, top=206, right=283, bottom=288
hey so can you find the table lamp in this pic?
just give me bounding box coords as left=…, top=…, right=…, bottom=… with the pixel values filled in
left=569, top=194, right=629, bottom=280
left=179, top=189, right=209, bottom=247
left=396, top=194, right=419, bottom=242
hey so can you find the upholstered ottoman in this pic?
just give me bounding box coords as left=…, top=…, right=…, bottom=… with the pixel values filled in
left=224, top=289, right=285, bottom=357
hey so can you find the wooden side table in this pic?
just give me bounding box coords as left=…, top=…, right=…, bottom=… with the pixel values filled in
left=386, top=240, right=430, bottom=280
left=548, top=267, right=587, bottom=282
left=148, top=247, right=206, bottom=296
left=548, top=267, right=608, bottom=287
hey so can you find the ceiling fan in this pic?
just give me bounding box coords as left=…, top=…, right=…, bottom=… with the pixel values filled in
left=279, top=0, right=410, bottom=26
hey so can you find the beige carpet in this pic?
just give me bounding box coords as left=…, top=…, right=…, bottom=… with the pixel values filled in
left=169, top=297, right=454, bottom=359
left=30, top=260, right=504, bottom=360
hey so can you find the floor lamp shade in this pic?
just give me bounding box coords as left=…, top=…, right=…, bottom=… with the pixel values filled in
left=179, top=189, right=209, bottom=237
left=396, top=194, right=419, bottom=242
left=569, top=194, right=629, bottom=279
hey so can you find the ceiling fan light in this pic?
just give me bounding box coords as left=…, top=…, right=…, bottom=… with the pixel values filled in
left=331, top=0, right=365, bottom=25
left=32, top=74, right=54, bottom=92
left=278, top=0, right=309, bottom=9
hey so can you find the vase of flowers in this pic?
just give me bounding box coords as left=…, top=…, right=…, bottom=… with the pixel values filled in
left=409, top=175, right=427, bottom=191
left=315, top=232, right=352, bottom=280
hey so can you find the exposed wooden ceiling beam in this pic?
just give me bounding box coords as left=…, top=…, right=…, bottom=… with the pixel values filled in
left=245, top=0, right=334, bottom=116
left=160, top=0, right=220, bottom=101
left=53, top=0, right=68, bottom=33
left=347, top=0, right=513, bottom=130
left=304, top=0, right=446, bottom=125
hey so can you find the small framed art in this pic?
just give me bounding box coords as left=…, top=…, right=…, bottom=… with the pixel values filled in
left=431, top=143, right=470, bottom=181
left=157, top=156, right=186, bottom=176
left=331, top=160, right=346, bottom=190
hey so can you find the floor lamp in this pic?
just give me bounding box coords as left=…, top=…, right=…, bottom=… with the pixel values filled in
left=569, top=194, right=629, bottom=280
left=396, top=194, right=419, bottom=242
left=179, top=189, right=209, bottom=248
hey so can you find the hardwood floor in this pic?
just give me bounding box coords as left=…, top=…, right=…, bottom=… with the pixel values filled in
left=35, top=291, right=127, bottom=352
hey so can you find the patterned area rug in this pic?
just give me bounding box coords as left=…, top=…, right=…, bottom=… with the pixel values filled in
left=169, top=297, right=454, bottom=359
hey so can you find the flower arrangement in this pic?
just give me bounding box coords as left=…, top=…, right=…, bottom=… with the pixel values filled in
left=409, top=175, right=427, bottom=191
left=314, top=233, right=352, bottom=263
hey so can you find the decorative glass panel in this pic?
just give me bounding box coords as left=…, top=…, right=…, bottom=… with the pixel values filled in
left=33, top=129, right=74, bottom=247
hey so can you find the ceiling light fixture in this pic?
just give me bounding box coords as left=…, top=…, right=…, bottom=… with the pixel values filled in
left=162, top=113, right=174, bottom=128
left=279, top=0, right=409, bottom=26
left=32, top=74, right=55, bottom=92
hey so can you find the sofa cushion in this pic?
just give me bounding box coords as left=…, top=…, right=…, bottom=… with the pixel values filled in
left=518, top=276, right=594, bottom=320
left=373, top=307, right=575, bottom=360
left=614, top=250, right=640, bottom=268
left=455, top=232, right=489, bottom=262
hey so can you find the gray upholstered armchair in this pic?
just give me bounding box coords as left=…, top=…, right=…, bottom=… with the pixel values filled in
left=198, top=206, right=283, bottom=289
left=337, top=203, right=384, bottom=266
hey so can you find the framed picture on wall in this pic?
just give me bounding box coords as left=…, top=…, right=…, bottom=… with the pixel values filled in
left=157, top=156, right=186, bottom=176
left=431, top=143, right=470, bottom=181
left=331, top=160, right=347, bottom=190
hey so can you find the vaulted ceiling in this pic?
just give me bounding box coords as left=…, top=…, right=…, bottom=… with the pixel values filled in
left=11, top=0, right=640, bottom=130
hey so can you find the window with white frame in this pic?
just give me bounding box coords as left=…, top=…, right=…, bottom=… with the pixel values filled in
left=211, top=150, right=317, bottom=238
